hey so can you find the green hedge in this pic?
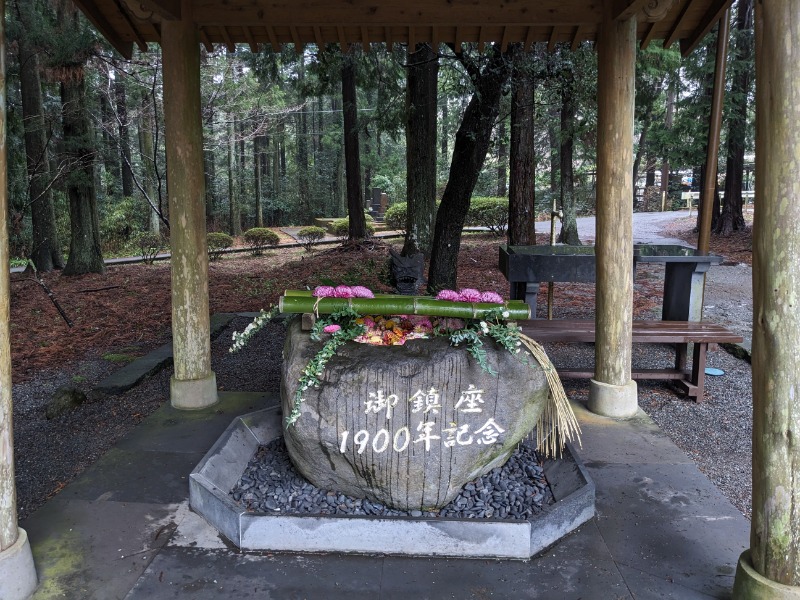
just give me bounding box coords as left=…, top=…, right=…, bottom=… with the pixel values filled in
left=330, top=218, right=376, bottom=239
left=384, top=202, right=407, bottom=232
left=243, top=228, right=280, bottom=255
left=132, top=231, right=167, bottom=265
left=296, top=226, right=327, bottom=251
left=467, top=197, right=509, bottom=236
left=207, top=232, right=234, bottom=260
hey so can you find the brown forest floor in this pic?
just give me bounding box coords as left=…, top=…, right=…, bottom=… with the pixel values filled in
left=11, top=221, right=753, bottom=382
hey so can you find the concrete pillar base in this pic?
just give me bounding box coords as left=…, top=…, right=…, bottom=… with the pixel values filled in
left=0, top=528, right=38, bottom=600
left=171, top=372, right=218, bottom=410
left=588, top=378, right=638, bottom=418
left=733, top=550, right=800, bottom=599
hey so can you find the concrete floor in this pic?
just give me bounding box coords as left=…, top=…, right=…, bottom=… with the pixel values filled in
left=20, top=389, right=749, bottom=599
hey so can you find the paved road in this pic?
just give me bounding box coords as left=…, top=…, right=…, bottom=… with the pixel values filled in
left=535, top=209, right=692, bottom=245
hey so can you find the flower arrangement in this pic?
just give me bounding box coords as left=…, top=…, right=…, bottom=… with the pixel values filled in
left=230, top=284, right=580, bottom=456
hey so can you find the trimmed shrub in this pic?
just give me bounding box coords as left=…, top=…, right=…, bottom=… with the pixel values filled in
left=384, top=202, right=407, bottom=233
left=243, top=227, right=280, bottom=255
left=207, top=232, right=234, bottom=260
left=331, top=218, right=376, bottom=240
left=296, top=226, right=326, bottom=251
left=132, top=231, right=167, bottom=265
left=467, top=197, right=509, bottom=236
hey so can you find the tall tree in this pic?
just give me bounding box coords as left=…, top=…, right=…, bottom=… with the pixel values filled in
left=403, top=43, right=438, bottom=257
left=341, top=47, right=367, bottom=240
left=558, top=50, right=580, bottom=245
left=138, top=88, right=161, bottom=233
left=15, top=1, right=63, bottom=271
left=428, top=44, right=512, bottom=291
left=496, top=119, right=508, bottom=197
left=717, top=0, right=753, bottom=235
left=115, top=74, right=134, bottom=197
left=56, top=2, right=104, bottom=275
left=508, top=44, right=536, bottom=246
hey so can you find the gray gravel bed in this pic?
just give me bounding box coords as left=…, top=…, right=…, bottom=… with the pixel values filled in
left=231, top=437, right=553, bottom=520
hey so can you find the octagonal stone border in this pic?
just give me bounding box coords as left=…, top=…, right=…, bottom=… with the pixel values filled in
left=189, top=406, right=595, bottom=559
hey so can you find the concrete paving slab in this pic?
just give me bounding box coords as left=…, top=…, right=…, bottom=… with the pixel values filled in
left=56, top=447, right=202, bottom=504
left=615, top=563, right=721, bottom=599
left=572, top=404, right=694, bottom=465
left=115, top=392, right=279, bottom=454
left=22, top=499, right=177, bottom=600
left=125, top=548, right=385, bottom=599
left=381, top=520, right=630, bottom=599
left=590, top=464, right=747, bottom=598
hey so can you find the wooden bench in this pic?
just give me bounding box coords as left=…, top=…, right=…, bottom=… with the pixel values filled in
left=520, top=319, right=744, bottom=400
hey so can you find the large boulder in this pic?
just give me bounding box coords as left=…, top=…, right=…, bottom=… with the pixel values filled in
left=281, top=318, right=549, bottom=511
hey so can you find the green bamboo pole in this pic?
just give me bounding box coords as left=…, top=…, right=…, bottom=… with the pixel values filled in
left=278, top=295, right=531, bottom=320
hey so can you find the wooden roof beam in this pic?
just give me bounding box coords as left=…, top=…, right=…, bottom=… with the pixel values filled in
left=500, top=26, right=511, bottom=52
left=571, top=24, right=585, bottom=50
left=267, top=25, right=282, bottom=51
left=243, top=27, right=259, bottom=53
left=548, top=26, right=561, bottom=52
left=524, top=25, right=536, bottom=51
left=640, top=22, right=658, bottom=49
left=198, top=28, right=214, bottom=52
left=337, top=25, right=347, bottom=49
left=72, top=0, right=133, bottom=58
left=385, top=26, right=393, bottom=51
left=112, top=1, right=148, bottom=52
left=478, top=26, right=487, bottom=52
left=454, top=26, right=462, bottom=53
left=614, top=0, right=649, bottom=21
left=431, top=26, right=440, bottom=52
left=663, top=0, right=693, bottom=49
left=290, top=26, right=304, bottom=53
left=680, top=0, right=732, bottom=57
left=361, top=26, right=369, bottom=52
left=136, top=0, right=180, bottom=20
left=409, top=26, right=416, bottom=50
left=313, top=26, right=324, bottom=49
left=220, top=26, right=235, bottom=53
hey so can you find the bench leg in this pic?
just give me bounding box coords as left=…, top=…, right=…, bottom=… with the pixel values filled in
left=690, top=342, right=708, bottom=402
left=675, top=343, right=688, bottom=373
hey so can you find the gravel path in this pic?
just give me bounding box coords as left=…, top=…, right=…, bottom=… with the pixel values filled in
left=13, top=226, right=755, bottom=522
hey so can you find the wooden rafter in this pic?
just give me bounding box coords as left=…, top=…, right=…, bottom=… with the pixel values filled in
left=524, top=25, right=536, bottom=51
left=112, top=0, right=147, bottom=52
left=680, top=0, right=732, bottom=56
left=409, top=25, right=416, bottom=50
left=220, top=26, right=235, bottom=52
left=198, top=28, right=214, bottom=52
left=385, top=26, right=393, bottom=51
left=640, top=22, right=658, bottom=49
left=478, top=26, right=487, bottom=52
left=267, top=25, right=281, bottom=51
left=243, top=27, right=258, bottom=52
left=664, top=0, right=693, bottom=48
left=548, top=26, right=560, bottom=52
left=361, top=26, right=369, bottom=52
left=136, top=0, right=180, bottom=20
left=571, top=25, right=585, bottom=50
left=337, top=25, right=347, bottom=49
left=500, top=26, right=511, bottom=52
left=313, top=26, right=324, bottom=48
left=71, top=0, right=133, bottom=58
left=289, top=26, right=304, bottom=52
left=431, top=26, right=440, bottom=51
left=614, top=0, right=649, bottom=21
left=455, top=26, right=462, bottom=53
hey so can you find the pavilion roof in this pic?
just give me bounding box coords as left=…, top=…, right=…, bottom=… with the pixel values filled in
left=73, top=0, right=731, bottom=59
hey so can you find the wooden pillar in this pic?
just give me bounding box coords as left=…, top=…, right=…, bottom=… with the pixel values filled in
left=161, top=9, right=217, bottom=409
left=589, top=7, right=638, bottom=418
left=732, top=0, right=800, bottom=595
left=697, top=11, right=730, bottom=255
left=0, top=0, right=38, bottom=595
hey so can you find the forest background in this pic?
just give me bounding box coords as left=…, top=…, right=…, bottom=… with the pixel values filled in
left=8, top=0, right=754, bottom=285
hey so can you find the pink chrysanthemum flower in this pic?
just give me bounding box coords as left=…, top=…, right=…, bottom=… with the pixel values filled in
left=458, top=288, right=482, bottom=303
left=334, top=285, right=354, bottom=298
left=351, top=285, right=375, bottom=298
left=480, top=291, right=504, bottom=304
left=436, top=289, right=461, bottom=301
left=313, top=285, right=336, bottom=298
left=323, top=324, right=341, bottom=333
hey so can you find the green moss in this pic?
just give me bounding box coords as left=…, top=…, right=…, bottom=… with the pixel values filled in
left=102, top=353, right=138, bottom=364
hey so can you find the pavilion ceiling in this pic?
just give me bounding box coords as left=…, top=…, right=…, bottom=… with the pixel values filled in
left=73, top=0, right=732, bottom=60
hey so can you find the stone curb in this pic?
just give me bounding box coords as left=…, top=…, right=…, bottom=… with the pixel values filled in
left=721, top=341, right=752, bottom=363
left=92, top=312, right=239, bottom=397
left=189, top=407, right=595, bottom=559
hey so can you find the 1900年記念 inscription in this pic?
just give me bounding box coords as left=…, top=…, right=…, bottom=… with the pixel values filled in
left=281, top=319, right=550, bottom=511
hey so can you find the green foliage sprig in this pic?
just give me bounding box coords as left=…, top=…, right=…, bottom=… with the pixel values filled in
left=440, top=307, right=524, bottom=375
left=286, top=307, right=366, bottom=426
